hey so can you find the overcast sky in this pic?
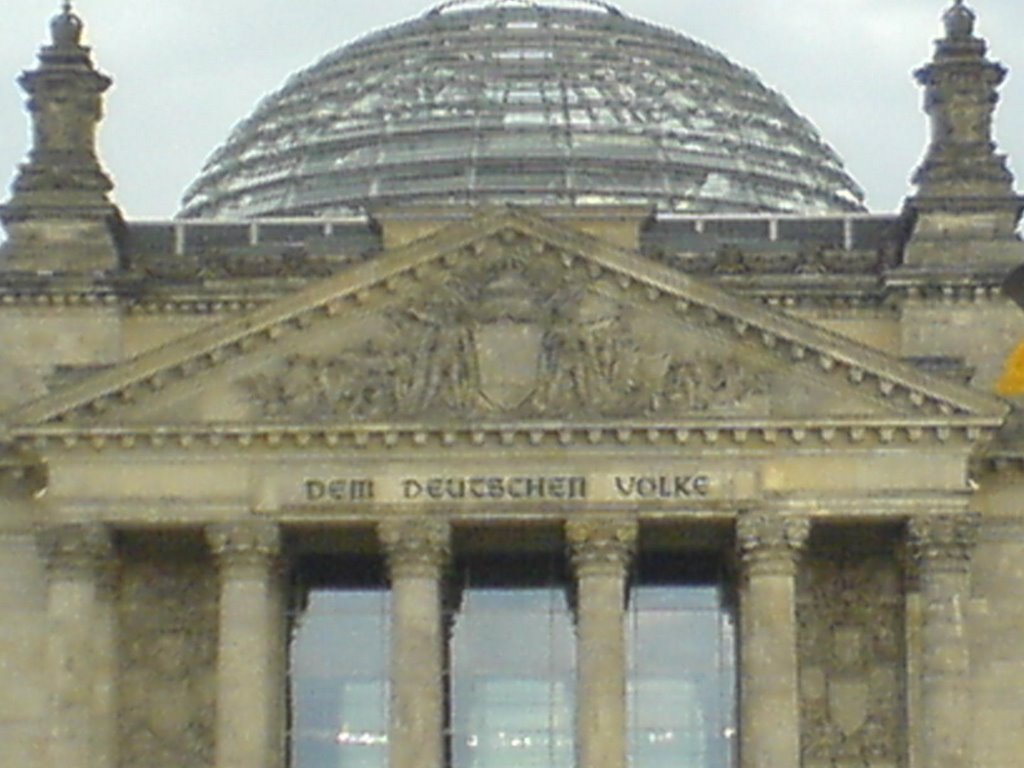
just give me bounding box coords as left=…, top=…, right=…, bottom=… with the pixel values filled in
left=1, top=0, right=1022, bottom=218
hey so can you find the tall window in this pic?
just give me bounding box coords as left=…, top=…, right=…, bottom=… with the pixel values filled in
left=627, top=556, right=737, bottom=768
left=448, top=553, right=575, bottom=768
left=290, top=558, right=390, bottom=768
left=289, top=546, right=736, bottom=768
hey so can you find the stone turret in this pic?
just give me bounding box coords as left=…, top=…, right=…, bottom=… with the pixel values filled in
left=905, top=0, right=1024, bottom=267
left=0, top=2, right=122, bottom=272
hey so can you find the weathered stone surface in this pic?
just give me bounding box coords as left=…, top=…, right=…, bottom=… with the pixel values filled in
left=7, top=210, right=1005, bottom=430
left=117, top=538, right=217, bottom=768
left=0, top=4, right=1023, bottom=766
left=798, top=530, right=907, bottom=768
left=0, top=5, right=121, bottom=272
left=906, top=0, right=1024, bottom=267
left=908, top=512, right=979, bottom=768
left=207, top=521, right=286, bottom=768
left=380, top=519, right=449, bottom=768
left=568, top=518, right=636, bottom=768
left=737, top=512, right=808, bottom=768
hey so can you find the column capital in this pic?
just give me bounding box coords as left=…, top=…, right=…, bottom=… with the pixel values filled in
left=36, top=522, right=114, bottom=578
left=736, top=512, right=810, bottom=577
left=567, top=517, right=637, bottom=578
left=379, top=518, right=449, bottom=579
left=908, top=512, right=980, bottom=575
left=207, top=521, right=281, bottom=569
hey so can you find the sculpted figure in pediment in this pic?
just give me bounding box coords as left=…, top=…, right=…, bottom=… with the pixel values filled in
left=243, top=247, right=769, bottom=422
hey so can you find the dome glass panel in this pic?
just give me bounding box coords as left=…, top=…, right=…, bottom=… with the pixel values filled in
left=180, top=1, right=866, bottom=218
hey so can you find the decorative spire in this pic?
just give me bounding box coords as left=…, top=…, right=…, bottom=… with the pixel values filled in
left=904, top=1, right=1023, bottom=265
left=943, top=0, right=975, bottom=40
left=0, top=3, right=122, bottom=271
left=51, top=1, right=84, bottom=49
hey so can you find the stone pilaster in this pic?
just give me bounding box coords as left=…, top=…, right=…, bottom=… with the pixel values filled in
left=379, top=518, right=449, bottom=768
left=908, top=513, right=979, bottom=768
left=207, top=521, right=285, bottom=768
left=567, top=517, right=637, bottom=768
left=36, top=523, right=117, bottom=768
left=735, top=512, right=810, bottom=768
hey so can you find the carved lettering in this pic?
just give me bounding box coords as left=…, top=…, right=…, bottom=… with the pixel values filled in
left=400, top=475, right=586, bottom=501
left=301, top=472, right=722, bottom=504
left=613, top=474, right=711, bottom=499
left=304, top=478, right=375, bottom=502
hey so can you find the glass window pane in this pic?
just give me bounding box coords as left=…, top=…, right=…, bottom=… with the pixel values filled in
left=628, top=563, right=736, bottom=768
left=292, top=584, right=390, bottom=768
left=450, top=556, right=575, bottom=768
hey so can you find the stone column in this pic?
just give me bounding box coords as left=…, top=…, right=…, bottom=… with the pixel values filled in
left=567, top=517, right=637, bottom=768
left=92, top=551, right=119, bottom=768
left=908, top=513, right=979, bottom=768
left=379, top=518, right=450, bottom=768
left=207, top=521, right=286, bottom=768
left=735, top=512, right=810, bottom=768
left=37, top=523, right=117, bottom=768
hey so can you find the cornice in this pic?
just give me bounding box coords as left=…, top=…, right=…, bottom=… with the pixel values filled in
left=0, top=289, right=121, bottom=309
left=0, top=262, right=1011, bottom=313
left=0, top=285, right=283, bottom=314
left=887, top=284, right=1007, bottom=305
left=0, top=284, right=1007, bottom=312
left=124, top=298, right=268, bottom=315
left=9, top=418, right=999, bottom=454
left=884, top=264, right=1013, bottom=301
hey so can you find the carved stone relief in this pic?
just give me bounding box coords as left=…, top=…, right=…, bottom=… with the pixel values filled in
left=797, top=534, right=907, bottom=768
left=243, top=236, right=770, bottom=421
left=118, top=542, right=217, bottom=768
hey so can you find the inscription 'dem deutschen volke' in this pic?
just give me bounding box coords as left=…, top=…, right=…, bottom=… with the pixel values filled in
left=303, top=473, right=712, bottom=503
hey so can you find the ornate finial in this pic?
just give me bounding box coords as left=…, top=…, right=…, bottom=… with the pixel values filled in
left=51, top=0, right=84, bottom=48
left=943, top=0, right=976, bottom=40
left=0, top=0, right=121, bottom=271
left=903, top=0, right=1024, bottom=256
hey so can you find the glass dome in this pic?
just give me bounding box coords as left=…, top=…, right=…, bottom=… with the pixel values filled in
left=179, top=1, right=866, bottom=219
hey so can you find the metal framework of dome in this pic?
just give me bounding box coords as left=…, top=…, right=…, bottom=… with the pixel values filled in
left=179, top=1, right=867, bottom=219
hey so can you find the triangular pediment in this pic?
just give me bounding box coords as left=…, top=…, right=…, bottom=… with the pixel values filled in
left=6, top=208, right=1008, bottom=436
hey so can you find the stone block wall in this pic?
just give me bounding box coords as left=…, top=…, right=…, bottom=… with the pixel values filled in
left=971, top=476, right=1024, bottom=768
left=117, top=533, right=218, bottom=768
left=798, top=527, right=907, bottom=768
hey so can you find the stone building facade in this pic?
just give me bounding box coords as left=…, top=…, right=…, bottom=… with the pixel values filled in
left=1, top=2, right=1023, bottom=768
